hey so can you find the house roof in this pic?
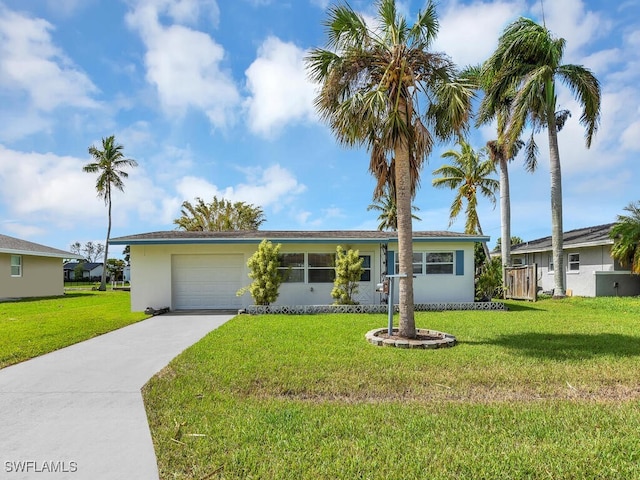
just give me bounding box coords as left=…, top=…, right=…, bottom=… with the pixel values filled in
left=0, top=234, right=83, bottom=259
left=510, top=223, right=615, bottom=254
left=63, top=262, right=104, bottom=271
left=110, top=230, right=489, bottom=245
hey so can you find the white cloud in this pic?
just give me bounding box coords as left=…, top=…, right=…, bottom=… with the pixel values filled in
left=532, top=0, right=609, bottom=61
left=0, top=4, right=99, bottom=140
left=0, top=6, right=98, bottom=111
left=0, top=145, right=102, bottom=223
left=435, top=0, right=524, bottom=67
left=174, top=164, right=306, bottom=211
left=0, top=144, right=168, bottom=231
left=126, top=0, right=239, bottom=129
left=244, top=36, right=318, bottom=137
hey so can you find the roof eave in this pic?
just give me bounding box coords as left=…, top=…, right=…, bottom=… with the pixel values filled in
left=110, top=234, right=490, bottom=245
left=0, top=248, right=84, bottom=259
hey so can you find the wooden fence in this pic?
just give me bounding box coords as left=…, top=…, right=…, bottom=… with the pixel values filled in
left=504, top=264, right=538, bottom=301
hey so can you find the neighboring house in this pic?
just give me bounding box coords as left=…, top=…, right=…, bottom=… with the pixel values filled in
left=509, top=223, right=640, bottom=297
left=1, top=234, right=83, bottom=300
left=63, top=262, right=104, bottom=281
left=109, top=230, right=487, bottom=311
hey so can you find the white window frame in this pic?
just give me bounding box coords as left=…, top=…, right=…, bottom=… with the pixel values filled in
left=395, top=251, right=454, bottom=275
left=568, top=253, right=580, bottom=272
left=11, top=255, right=22, bottom=277
left=548, top=254, right=554, bottom=272
left=278, top=253, right=305, bottom=283
left=308, top=253, right=335, bottom=283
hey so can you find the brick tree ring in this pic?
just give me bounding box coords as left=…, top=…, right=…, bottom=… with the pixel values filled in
left=365, top=328, right=457, bottom=349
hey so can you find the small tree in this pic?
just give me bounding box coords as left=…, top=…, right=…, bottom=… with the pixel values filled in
left=237, top=240, right=282, bottom=306
left=73, top=262, right=85, bottom=281
left=106, top=258, right=126, bottom=282
left=331, top=246, right=364, bottom=305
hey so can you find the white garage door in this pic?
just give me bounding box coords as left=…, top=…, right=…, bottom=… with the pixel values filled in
left=172, top=254, right=244, bottom=309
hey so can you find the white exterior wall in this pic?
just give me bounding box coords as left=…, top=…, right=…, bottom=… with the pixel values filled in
left=128, top=240, right=477, bottom=311
left=513, top=245, right=615, bottom=297
left=388, top=241, right=476, bottom=303
left=274, top=243, right=382, bottom=307
left=129, top=243, right=253, bottom=311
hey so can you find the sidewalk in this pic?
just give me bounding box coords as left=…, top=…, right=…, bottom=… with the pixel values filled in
left=0, top=313, right=233, bottom=480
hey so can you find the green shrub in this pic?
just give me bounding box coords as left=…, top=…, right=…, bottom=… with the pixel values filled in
left=475, top=257, right=503, bottom=300
left=237, top=239, right=282, bottom=305
left=331, top=245, right=364, bottom=305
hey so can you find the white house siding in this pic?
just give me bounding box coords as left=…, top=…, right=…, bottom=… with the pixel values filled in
left=130, top=244, right=251, bottom=311
left=513, top=245, right=623, bottom=297
left=387, top=241, right=476, bottom=303
left=129, top=240, right=476, bottom=311
left=274, top=243, right=380, bottom=307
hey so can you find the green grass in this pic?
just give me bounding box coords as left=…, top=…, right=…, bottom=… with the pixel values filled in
left=0, top=291, right=147, bottom=368
left=144, top=296, right=640, bottom=479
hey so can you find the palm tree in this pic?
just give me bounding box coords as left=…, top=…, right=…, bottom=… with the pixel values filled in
left=465, top=64, right=524, bottom=273
left=432, top=139, right=498, bottom=261
left=610, top=201, right=640, bottom=275
left=174, top=196, right=266, bottom=231
left=480, top=17, right=601, bottom=297
left=367, top=187, right=421, bottom=231
left=306, top=0, right=472, bottom=338
left=84, top=135, right=138, bottom=291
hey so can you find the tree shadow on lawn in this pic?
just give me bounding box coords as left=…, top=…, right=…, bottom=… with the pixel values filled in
left=502, top=301, right=547, bottom=312
left=469, top=332, right=640, bottom=361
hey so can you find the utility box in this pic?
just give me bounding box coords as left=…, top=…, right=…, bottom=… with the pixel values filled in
left=376, top=278, right=389, bottom=294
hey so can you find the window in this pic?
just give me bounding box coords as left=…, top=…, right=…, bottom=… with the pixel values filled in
left=512, top=258, right=524, bottom=266
left=360, top=255, right=371, bottom=282
left=308, top=253, right=335, bottom=283
left=395, top=252, right=454, bottom=275
left=568, top=253, right=580, bottom=271
left=425, top=252, right=454, bottom=274
left=11, top=255, right=22, bottom=277
left=548, top=255, right=554, bottom=272
left=278, top=253, right=304, bottom=283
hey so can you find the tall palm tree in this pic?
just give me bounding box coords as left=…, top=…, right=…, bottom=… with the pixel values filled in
left=367, top=187, right=421, bottom=231
left=479, top=17, right=601, bottom=297
left=465, top=64, right=523, bottom=273
left=84, top=135, right=138, bottom=291
left=610, top=201, right=640, bottom=275
left=432, top=140, right=498, bottom=260
left=306, top=0, right=472, bottom=338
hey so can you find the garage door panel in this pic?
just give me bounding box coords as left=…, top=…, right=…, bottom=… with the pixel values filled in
left=172, top=254, right=244, bottom=309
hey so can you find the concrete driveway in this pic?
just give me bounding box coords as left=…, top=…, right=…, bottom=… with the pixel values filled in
left=0, top=312, right=233, bottom=480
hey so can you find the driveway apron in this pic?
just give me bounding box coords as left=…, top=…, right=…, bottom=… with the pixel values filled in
left=0, top=313, right=233, bottom=480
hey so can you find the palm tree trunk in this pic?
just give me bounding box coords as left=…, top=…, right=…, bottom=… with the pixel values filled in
left=100, top=195, right=111, bottom=291
left=477, top=221, right=492, bottom=264
left=499, top=156, right=511, bottom=292
left=395, top=107, right=416, bottom=339
left=548, top=123, right=565, bottom=298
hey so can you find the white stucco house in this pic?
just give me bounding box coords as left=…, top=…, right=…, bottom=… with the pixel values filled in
left=109, top=230, right=488, bottom=312
left=1, top=234, right=83, bottom=300
left=509, top=223, right=640, bottom=297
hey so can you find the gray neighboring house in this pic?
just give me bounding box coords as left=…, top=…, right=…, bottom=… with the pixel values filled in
left=510, top=223, right=640, bottom=297
left=63, top=262, right=104, bottom=281
left=1, top=234, right=83, bottom=300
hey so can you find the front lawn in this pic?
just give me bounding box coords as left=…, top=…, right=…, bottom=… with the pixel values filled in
left=0, top=291, right=147, bottom=368
left=144, top=296, right=640, bottom=479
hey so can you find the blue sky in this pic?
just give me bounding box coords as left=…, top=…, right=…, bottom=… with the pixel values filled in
left=1, top=0, right=639, bottom=256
